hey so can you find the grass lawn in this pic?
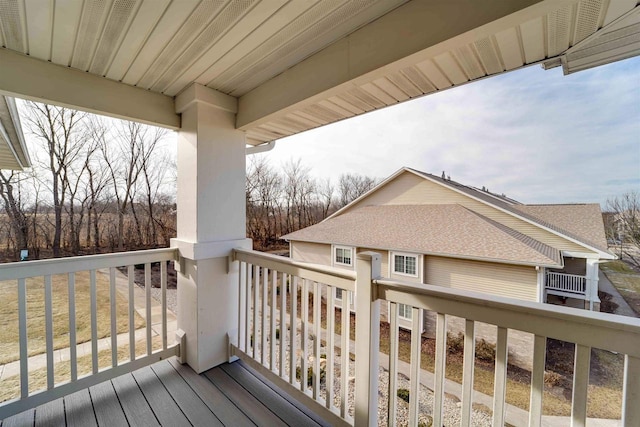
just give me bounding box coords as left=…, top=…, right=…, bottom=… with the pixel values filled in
left=600, top=260, right=640, bottom=315
left=0, top=270, right=145, bottom=365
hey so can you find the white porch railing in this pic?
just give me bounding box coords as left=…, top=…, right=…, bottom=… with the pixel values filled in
left=0, top=248, right=182, bottom=420
left=546, top=271, right=587, bottom=295
left=232, top=248, right=640, bottom=427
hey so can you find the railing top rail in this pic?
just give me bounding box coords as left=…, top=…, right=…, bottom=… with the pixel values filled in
left=0, top=248, right=178, bottom=280
left=375, top=277, right=640, bottom=357
left=547, top=271, right=586, bottom=279
left=233, top=248, right=356, bottom=291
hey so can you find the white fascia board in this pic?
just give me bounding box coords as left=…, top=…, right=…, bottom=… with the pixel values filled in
left=237, top=0, right=576, bottom=129
left=0, top=49, right=180, bottom=130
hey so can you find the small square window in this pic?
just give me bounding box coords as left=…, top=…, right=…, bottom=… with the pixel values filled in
left=334, top=247, right=352, bottom=266
left=398, top=303, right=412, bottom=319
left=393, top=253, right=417, bottom=276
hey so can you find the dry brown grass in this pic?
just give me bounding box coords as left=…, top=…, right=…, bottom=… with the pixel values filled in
left=601, top=260, right=640, bottom=315
left=0, top=271, right=145, bottom=364
left=0, top=336, right=165, bottom=403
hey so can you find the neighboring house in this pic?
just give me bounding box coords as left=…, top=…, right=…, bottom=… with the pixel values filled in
left=282, top=167, right=615, bottom=332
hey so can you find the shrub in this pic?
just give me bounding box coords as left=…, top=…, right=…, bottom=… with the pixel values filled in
left=397, top=388, right=410, bottom=403
left=475, top=339, right=496, bottom=362
left=296, top=366, right=326, bottom=387
left=544, top=370, right=564, bottom=387
left=447, top=332, right=464, bottom=354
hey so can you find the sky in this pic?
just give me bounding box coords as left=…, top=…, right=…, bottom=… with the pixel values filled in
left=256, top=56, right=640, bottom=208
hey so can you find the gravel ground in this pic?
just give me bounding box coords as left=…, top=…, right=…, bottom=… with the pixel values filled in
left=140, top=284, right=177, bottom=314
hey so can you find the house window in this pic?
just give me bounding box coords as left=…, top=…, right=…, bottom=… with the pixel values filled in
left=393, top=253, right=417, bottom=276
left=335, top=288, right=354, bottom=304
left=334, top=246, right=353, bottom=266
left=398, top=303, right=412, bottom=320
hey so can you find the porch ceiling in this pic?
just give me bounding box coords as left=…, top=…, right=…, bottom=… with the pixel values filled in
left=0, top=0, right=638, bottom=148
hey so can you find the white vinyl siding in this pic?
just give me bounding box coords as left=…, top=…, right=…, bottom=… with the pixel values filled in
left=425, top=256, right=538, bottom=301
left=290, top=241, right=331, bottom=265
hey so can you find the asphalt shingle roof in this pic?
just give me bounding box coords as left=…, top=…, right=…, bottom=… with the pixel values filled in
left=282, top=204, right=562, bottom=267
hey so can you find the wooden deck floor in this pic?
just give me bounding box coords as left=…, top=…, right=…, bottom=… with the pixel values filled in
left=0, top=358, right=329, bottom=426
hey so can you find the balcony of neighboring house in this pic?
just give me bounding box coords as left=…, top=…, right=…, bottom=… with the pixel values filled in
left=545, top=256, right=601, bottom=310
left=1, top=248, right=640, bottom=426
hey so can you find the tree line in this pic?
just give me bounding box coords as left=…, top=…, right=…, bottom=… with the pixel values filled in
left=0, top=102, right=176, bottom=261
left=246, top=156, right=377, bottom=250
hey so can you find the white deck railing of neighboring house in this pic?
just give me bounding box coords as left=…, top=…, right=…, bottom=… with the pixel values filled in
left=232, top=248, right=640, bottom=427
left=546, top=271, right=587, bottom=295
left=0, top=248, right=182, bottom=420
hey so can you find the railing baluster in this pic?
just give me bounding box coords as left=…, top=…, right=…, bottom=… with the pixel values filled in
left=270, top=269, right=277, bottom=371
left=262, top=267, right=268, bottom=367
left=90, top=270, right=98, bottom=374
left=18, top=278, right=28, bottom=399
left=434, top=313, right=447, bottom=426
left=128, top=265, right=135, bottom=361
left=326, top=285, right=335, bottom=411
left=623, top=355, right=640, bottom=425
left=238, top=261, right=244, bottom=352
left=529, top=335, right=546, bottom=427
left=253, top=264, right=259, bottom=360
left=44, top=275, right=54, bottom=390
left=145, top=263, right=152, bottom=356
left=492, top=326, right=508, bottom=427
left=161, top=260, right=167, bottom=350
left=279, top=272, right=287, bottom=378
left=388, top=302, right=399, bottom=426
left=109, top=268, right=117, bottom=366
left=245, top=263, right=251, bottom=352
left=409, top=307, right=421, bottom=426
left=572, top=344, right=591, bottom=427
left=68, top=272, right=78, bottom=381
left=313, top=281, right=321, bottom=400
left=290, top=276, right=298, bottom=385
left=461, top=319, right=475, bottom=426
left=301, top=279, right=309, bottom=392
left=340, top=291, right=349, bottom=418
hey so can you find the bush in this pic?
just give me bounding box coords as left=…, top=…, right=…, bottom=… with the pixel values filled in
left=447, top=332, right=464, bottom=354
left=296, top=366, right=326, bottom=387
left=544, top=370, right=564, bottom=387
left=475, top=339, right=496, bottom=362
left=397, top=388, right=410, bottom=403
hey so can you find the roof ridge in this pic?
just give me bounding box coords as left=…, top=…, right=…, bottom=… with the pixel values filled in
left=461, top=207, right=563, bottom=266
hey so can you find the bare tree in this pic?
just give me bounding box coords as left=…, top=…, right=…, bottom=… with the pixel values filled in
left=337, top=172, right=377, bottom=208
left=0, top=171, right=29, bottom=259
left=23, top=102, right=86, bottom=257
left=607, top=191, right=640, bottom=269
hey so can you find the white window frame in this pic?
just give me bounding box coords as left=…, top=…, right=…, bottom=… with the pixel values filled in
left=392, top=252, right=418, bottom=277
left=397, top=303, right=412, bottom=320
left=333, top=245, right=353, bottom=267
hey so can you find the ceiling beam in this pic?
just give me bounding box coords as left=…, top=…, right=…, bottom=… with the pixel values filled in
left=0, top=49, right=180, bottom=129
left=237, top=0, right=577, bottom=130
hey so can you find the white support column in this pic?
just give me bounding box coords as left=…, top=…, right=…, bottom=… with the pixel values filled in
left=585, top=259, right=599, bottom=311
left=536, top=266, right=546, bottom=303
left=171, top=83, right=251, bottom=373
left=354, top=252, right=381, bottom=427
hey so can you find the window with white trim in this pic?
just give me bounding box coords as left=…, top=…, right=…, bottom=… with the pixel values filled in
left=393, top=253, right=417, bottom=276
left=335, top=288, right=354, bottom=304
left=398, top=303, right=412, bottom=320
left=334, top=246, right=353, bottom=266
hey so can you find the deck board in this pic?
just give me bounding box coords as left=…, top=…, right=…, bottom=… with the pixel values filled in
left=64, top=389, right=97, bottom=427
left=34, top=398, right=64, bottom=427
left=131, top=366, right=191, bottom=426
left=89, top=381, right=128, bottom=427
left=167, top=358, right=255, bottom=427
left=150, top=360, right=222, bottom=427
left=1, top=358, right=330, bottom=427
left=221, top=362, right=324, bottom=426
left=111, top=373, right=160, bottom=427
left=205, top=367, right=288, bottom=427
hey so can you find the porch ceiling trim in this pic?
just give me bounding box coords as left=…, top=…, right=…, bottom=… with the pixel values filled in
left=236, top=0, right=573, bottom=130
left=0, top=49, right=180, bottom=130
